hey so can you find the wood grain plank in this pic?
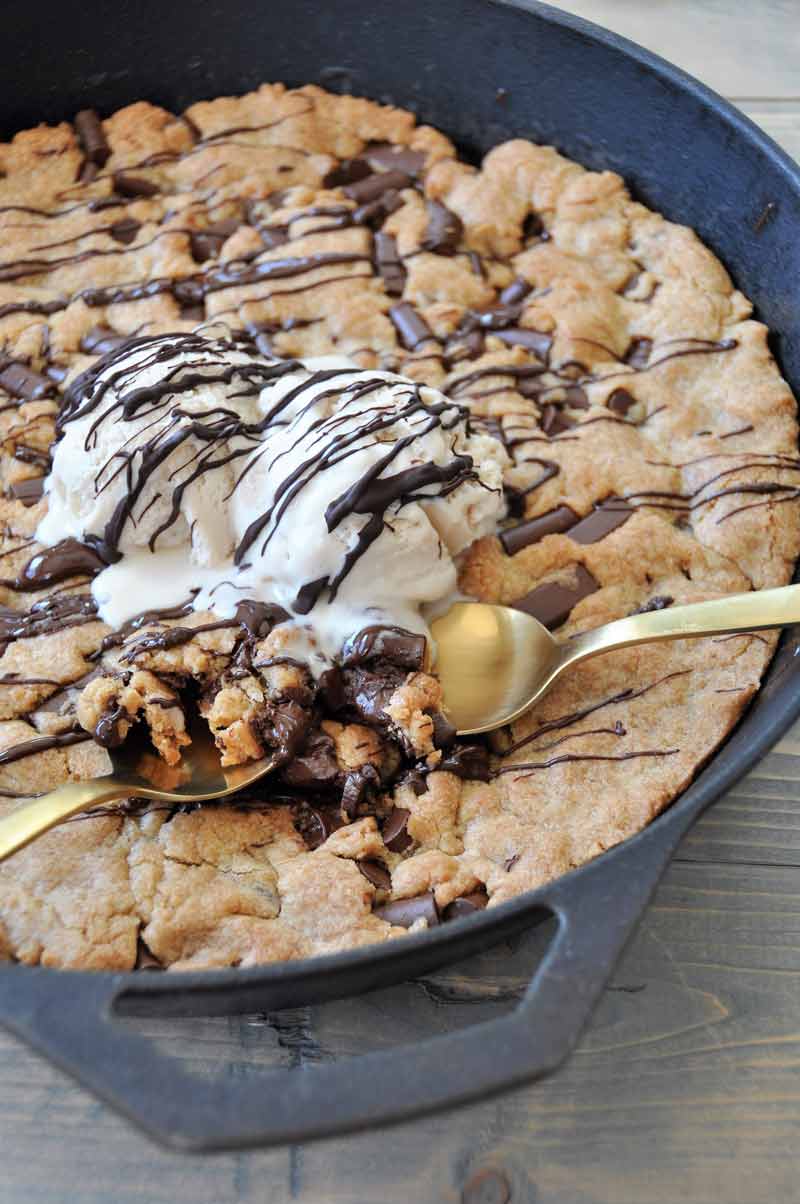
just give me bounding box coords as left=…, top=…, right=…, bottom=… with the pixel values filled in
left=538, top=0, right=800, bottom=99
left=737, top=101, right=800, bottom=163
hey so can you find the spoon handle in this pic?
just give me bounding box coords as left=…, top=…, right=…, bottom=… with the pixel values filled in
left=0, top=775, right=131, bottom=863
left=561, top=583, right=800, bottom=670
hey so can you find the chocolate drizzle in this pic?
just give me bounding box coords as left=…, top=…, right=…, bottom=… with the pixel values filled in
left=0, top=727, right=92, bottom=767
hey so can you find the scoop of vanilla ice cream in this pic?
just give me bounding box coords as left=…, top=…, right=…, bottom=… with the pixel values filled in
left=39, top=328, right=508, bottom=659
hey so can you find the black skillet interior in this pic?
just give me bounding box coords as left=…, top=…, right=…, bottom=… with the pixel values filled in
left=0, top=0, right=799, bottom=1151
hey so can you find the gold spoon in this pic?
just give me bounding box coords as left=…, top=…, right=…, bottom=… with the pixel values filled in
left=430, top=584, right=800, bottom=734
left=0, top=714, right=278, bottom=863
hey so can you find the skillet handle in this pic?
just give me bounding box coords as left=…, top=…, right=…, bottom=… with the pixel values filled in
left=0, top=817, right=683, bottom=1151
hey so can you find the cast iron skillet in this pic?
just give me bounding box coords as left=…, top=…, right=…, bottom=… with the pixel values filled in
left=0, top=0, right=799, bottom=1152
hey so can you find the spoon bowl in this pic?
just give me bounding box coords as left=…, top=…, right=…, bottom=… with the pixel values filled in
left=431, top=584, right=800, bottom=734
left=430, top=602, right=561, bottom=734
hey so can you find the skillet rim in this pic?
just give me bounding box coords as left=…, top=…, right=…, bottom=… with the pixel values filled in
left=2, top=0, right=800, bottom=1000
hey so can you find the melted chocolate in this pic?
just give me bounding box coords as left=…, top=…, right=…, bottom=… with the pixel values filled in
left=341, top=626, right=426, bottom=671
left=1, top=538, right=108, bottom=591
left=437, top=743, right=490, bottom=781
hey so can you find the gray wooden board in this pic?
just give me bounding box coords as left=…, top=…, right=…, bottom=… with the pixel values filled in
left=3, top=4, right=800, bottom=1202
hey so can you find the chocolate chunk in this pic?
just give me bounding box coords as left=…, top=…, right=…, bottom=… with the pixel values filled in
left=322, top=158, right=372, bottom=189
left=563, top=384, right=589, bottom=409
left=607, top=387, right=636, bottom=416
left=8, top=478, right=44, bottom=506
left=0, top=361, right=55, bottom=401
left=341, top=625, right=426, bottom=671
left=399, top=766, right=428, bottom=796
left=468, top=251, right=485, bottom=278
left=499, top=277, right=532, bottom=306
left=79, top=160, right=99, bottom=185
left=189, top=220, right=241, bottom=263
left=109, top=217, right=140, bottom=245
left=80, top=326, right=129, bottom=356
left=430, top=710, right=457, bottom=749
left=389, top=302, right=434, bottom=350
left=503, top=484, right=526, bottom=520
left=14, top=446, right=49, bottom=469
left=512, top=564, right=599, bottom=629
left=523, top=211, right=548, bottom=240
left=373, top=231, right=406, bottom=296
left=500, top=505, right=579, bottom=555
left=292, top=801, right=342, bottom=850
left=352, top=190, right=403, bottom=228
left=569, top=497, right=633, bottom=544
left=293, top=576, right=328, bottom=614
left=134, top=939, right=164, bottom=971
left=444, top=328, right=484, bottom=363
left=374, top=891, right=439, bottom=929
left=359, top=860, right=392, bottom=890
left=493, top=328, right=553, bottom=359
left=257, top=700, right=310, bottom=768
left=340, top=764, right=380, bottom=819
left=281, top=728, right=339, bottom=789
left=344, top=170, right=412, bottom=205
left=74, top=109, right=110, bottom=166
left=625, top=337, right=652, bottom=368
left=473, top=303, right=522, bottom=331
left=540, top=405, right=574, bottom=436
left=363, top=144, right=426, bottom=176
left=383, top=805, right=413, bottom=852
left=437, top=743, right=491, bottom=781
left=327, top=663, right=404, bottom=728
left=632, top=594, right=674, bottom=615
left=112, top=172, right=159, bottom=198
left=442, top=889, right=489, bottom=921
left=46, top=364, right=68, bottom=384
left=421, top=200, right=463, bottom=254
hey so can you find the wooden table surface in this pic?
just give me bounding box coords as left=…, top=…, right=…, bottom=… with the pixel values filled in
left=3, top=4, right=800, bottom=1202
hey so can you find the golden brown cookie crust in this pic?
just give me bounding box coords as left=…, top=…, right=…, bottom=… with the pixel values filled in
left=0, top=82, right=795, bottom=969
